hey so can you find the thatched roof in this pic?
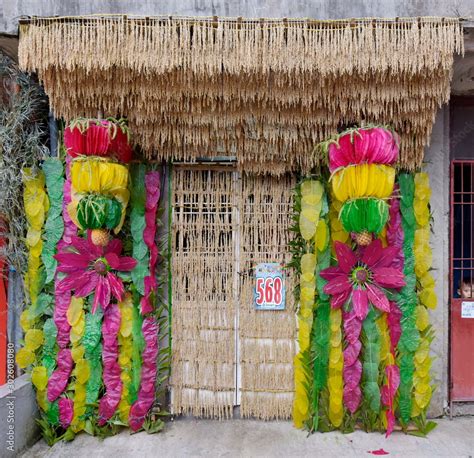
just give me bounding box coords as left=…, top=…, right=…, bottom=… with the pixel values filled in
left=19, top=16, right=464, bottom=173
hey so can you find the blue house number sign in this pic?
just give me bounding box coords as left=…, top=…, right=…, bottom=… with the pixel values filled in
left=254, top=263, right=286, bottom=311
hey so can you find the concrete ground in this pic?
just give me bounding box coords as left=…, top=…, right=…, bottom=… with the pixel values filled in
left=21, top=417, right=474, bottom=458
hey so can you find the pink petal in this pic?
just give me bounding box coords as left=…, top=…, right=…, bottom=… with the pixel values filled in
left=367, top=284, right=390, bottom=312
left=54, top=252, right=90, bottom=270
left=324, top=276, right=351, bottom=295
left=373, top=246, right=402, bottom=268
left=70, top=235, right=95, bottom=258
left=57, top=273, right=91, bottom=293
left=118, top=256, right=138, bottom=271
left=372, top=267, right=405, bottom=289
left=361, top=239, right=384, bottom=267
left=86, top=231, right=104, bottom=257
left=105, top=252, right=121, bottom=270
left=334, top=242, right=358, bottom=273
left=320, top=265, right=345, bottom=281
left=75, top=272, right=99, bottom=297
left=92, top=279, right=102, bottom=314
left=330, top=288, right=351, bottom=309
left=352, top=288, right=368, bottom=319
left=107, top=273, right=125, bottom=302
left=106, top=239, right=123, bottom=255
left=99, top=276, right=111, bottom=310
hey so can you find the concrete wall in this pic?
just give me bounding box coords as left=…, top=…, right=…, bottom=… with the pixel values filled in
left=0, top=373, right=40, bottom=455
left=1, top=0, right=474, bottom=34
left=425, top=107, right=451, bottom=417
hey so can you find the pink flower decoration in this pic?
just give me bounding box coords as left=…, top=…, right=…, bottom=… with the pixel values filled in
left=328, top=127, right=400, bottom=172
left=55, top=232, right=137, bottom=313
left=320, top=239, right=405, bottom=320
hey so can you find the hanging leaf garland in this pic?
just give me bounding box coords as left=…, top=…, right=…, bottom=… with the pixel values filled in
left=140, top=170, right=161, bottom=314
left=292, top=180, right=322, bottom=428
left=118, top=293, right=134, bottom=422
left=98, top=302, right=123, bottom=425
left=130, top=164, right=150, bottom=296
left=412, top=172, right=435, bottom=419
left=309, top=197, right=331, bottom=432
left=397, top=173, right=420, bottom=425
left=83, top=310, right=103, bottom=414
left=361, top=307, right=381, bottom=415
left=42, top=158, right=65, bottom=284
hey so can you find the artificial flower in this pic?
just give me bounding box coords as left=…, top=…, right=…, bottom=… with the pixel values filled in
left=320, top=239, right=405, bottom=319
left=55, top=232, right=137, bottom=313
left=328, top=127, right=399, bottom=172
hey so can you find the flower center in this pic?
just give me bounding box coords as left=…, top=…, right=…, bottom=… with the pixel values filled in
left=93, top=258, right=108, bottom=275
left=352, top=266, right=370, bottom=285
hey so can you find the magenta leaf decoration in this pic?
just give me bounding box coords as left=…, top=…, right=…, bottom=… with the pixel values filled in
left=98, top=302, right=122, bottom=425
left=140, top=171, right=161, bottom=315
left=55, top=233, right=137, bottom=313
left=47, top=348, right=73, bottom=401
left=129, top=317, right=159, bottom=431
left=58, top=397, right=74, bottom=429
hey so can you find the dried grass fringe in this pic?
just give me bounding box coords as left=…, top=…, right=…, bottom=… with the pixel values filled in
left=18, top=16, right=463, bottom=173
left=171, top=169, right=296, bottom=419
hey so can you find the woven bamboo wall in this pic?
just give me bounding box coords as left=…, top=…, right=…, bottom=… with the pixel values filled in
left=170, top=168, right=236, bottom=418
left=239, top=174, right=296, bottom=419
left=171, top=168, right=296, bottom=418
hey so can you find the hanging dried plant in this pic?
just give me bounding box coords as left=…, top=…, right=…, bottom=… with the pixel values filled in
left=0, top=53, right=50, bottom=273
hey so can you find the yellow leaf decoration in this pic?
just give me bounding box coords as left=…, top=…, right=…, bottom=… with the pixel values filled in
left=23, top=169, right=48, bottom=308
left=24, top=328, right=44, bottom=351
left=16, top=347, right=35, bottom=368
left=316, top=219, right=328, bottom=252
left=412, top=171, right=435, bottom=418
left=328, top=308, right=343, bottom=427
left=416, top=306, right=430, bottom=332
left=31, top=366, right=48, bottom=391
left=67, top=296, right=84, bottom=327
left=331, top=164, right=395, bottom=201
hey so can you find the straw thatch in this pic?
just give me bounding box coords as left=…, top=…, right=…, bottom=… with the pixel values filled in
left=18, top=16, right=463, bottom=173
